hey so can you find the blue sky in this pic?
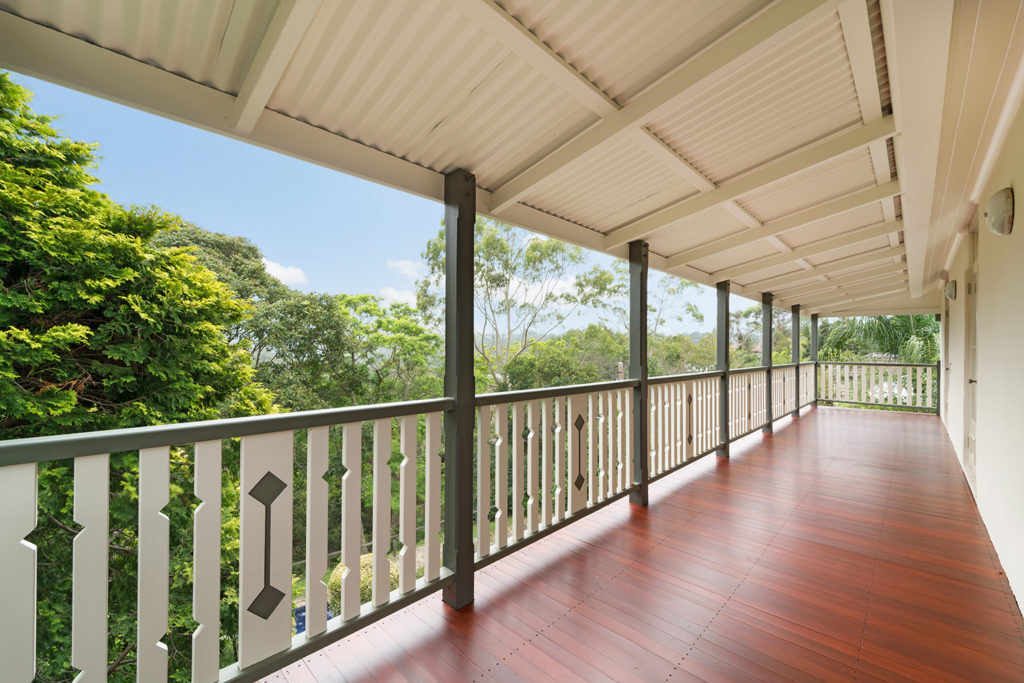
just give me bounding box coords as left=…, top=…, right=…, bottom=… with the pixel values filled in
left=9, top=70, right=736, bottom=334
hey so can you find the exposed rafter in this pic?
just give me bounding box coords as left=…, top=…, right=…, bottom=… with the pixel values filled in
left=488, top=0, right=834, bottom=212
left=749, top=245, right=906, bottom=291
left=715, top=220, right=902, bottom=280
left=778, top=274, right=909, bottom=308
left=772, top=263, right=906, bottom=299
left=665, top=179, right=900, bottom=271
left=606, top=116, right=896, bottom=248
left=444, top=0, right=617, bottom=117
left=230, top=0, right=321, bottom=134
left=838, top=0, right=901, bottom=255
left=798, top=281, right=909, bottom=310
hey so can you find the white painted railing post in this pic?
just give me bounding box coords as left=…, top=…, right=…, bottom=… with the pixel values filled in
left=0, top=462, right=37, bottom=682
left=192, top=440, right=222, bottom=683
left=306, top=427, right=329, bottom=634
left=72, top=453, right=109, bottom=682
left=138, top=446, right=170, bottom=682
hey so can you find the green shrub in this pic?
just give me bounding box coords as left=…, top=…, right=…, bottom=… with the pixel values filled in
left=327, top=553, right=399, bottom=615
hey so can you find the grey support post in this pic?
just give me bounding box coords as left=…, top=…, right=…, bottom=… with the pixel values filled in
left=810, top=313, right=819, bottom=407
left=762, top=292, right=774, bottom=434
left=717, top=280, right=730, bottom=457
left=791, top=304, right=800, bottom=418
left=629, top=240, right=650, bottom=505
left=442, top=169, right=475, bottom=609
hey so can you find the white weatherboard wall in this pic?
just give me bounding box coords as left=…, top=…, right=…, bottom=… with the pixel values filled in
left=942, top=102, right=1024, bottom=605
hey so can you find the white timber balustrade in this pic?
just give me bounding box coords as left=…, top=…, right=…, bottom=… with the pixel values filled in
left=799, top=363, right=816, bottom=407
left=818, top=362, right=938, bottom=411
left=473, top=381, right=636, bottom=564
left=0, top=397, right=451, bottom=682
left=5, top=353, right=937, bottom=681
left=727, top=369, right=769, bottom=440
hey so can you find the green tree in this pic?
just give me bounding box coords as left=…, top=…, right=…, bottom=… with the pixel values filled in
left=417, top=218, right=616, bottom=391
left=0, top=72, right=275, bottom=680
left=820, top=314, right=939, bottom=363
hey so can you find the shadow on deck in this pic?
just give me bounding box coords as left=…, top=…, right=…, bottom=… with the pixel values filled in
left=267, top=407, right=1024, bottom=682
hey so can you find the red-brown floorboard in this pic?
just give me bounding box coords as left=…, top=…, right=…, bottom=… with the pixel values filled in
left=262, top=407, right=1024, bottom=682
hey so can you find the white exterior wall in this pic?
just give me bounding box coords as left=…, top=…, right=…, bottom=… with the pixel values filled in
left=942, top=101, right=1024, bottom=603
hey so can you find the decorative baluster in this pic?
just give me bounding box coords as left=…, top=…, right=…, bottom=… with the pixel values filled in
left=138, top=446, right=170, bottom=682
left=568, top=394, right=586, bottom=515
left=340, top=423, right=361, bottom=619
left=305, top=428, right=329, bottom=635
left=0, top=462, right=37, bottom=681
left=554, top=397, right=565, bottom=522
left=192, top=441, right=221, bottom=683
left=72, top=453, right=109, bottom=682
left=476, top=406, right=491, bottom=558
left=588, top=392, right=599, bottom=504
left=528, top=400, right=540, bottom=533
left=540, top=397, right=552, bottom=528
left=399, top=416, right=417, bottom=593
left=606, top=391, right=616, bottom=495
left=425, top=413, right=442, bottom=581
left=511, top=403, right=525, bottom=543
left=239, top=432, right=292, bottom=669
left=926, top=366, right=934, bottom=409
left=648, top=386, right=657, bottom=476
left=372, top=419, right=392, bottom=606
left=494, top=403, right=508, bottom=550
left=673, top=382, right=682, bottom=466
left=622, top=389, right=633, bottom=490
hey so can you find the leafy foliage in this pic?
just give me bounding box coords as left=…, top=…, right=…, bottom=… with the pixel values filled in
left=820, top=315, right=939, bottom=363
left=0, top=72, right=278, bottom=681
left=417, top=218, right=617, bottom=390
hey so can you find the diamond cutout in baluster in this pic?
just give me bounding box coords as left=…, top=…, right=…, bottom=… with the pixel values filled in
left=574, top=414, right=586, bottom=490
left=248, top=584, right=286, bottom=619
left=250, top=471, right=286, bottom=504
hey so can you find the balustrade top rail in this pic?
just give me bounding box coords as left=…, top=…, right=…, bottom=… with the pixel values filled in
left=819, top=361, right=938, bottom=368
left=648, top=369, right=723, bottom=385
left=0, top=396, right=455, bottom=466
left=473, top=378, right=639, bottom=406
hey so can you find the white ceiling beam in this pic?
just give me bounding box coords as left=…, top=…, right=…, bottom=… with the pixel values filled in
left=665, top=179, right=900, bottom=270
left=813, top=294, right=941, bottom=316
left=231, top=0, right=321, bottom=134
left=881, top=0, right=954, bottom=296
left=489, top=0, right=835, bottom=211
left=798, top=281, right=909, bottom=309
left=714, top=219, right=902, bottom=280
left=606, top=116, right=896, bottom=248
left=773, top=264, right=906, bottom=299
left=749, top=245, right=906, bottom=291
left=778, top=273, right=908, bottom=307
left=445, top=0, right=617, bottom=117
left=838, top=0, right=901, bottom=254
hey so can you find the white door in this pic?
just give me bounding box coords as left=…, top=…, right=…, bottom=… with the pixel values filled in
left=964, top=266, right=978, bottom=490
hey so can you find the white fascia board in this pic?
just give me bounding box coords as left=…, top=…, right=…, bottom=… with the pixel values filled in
left=880, top=0, right=954, bottom=297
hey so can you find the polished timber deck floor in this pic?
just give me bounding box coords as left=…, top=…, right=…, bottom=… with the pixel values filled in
left=266, top=407, right=1024, bottom=682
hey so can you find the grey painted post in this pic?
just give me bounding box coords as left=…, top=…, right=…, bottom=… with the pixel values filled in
left=442, top=169, right=475, bottom=609
left=717, top=281, right=730, bottom=457
left=791, top=304, right=800, bottom=417
left=810, top=314, right=819, bottom=407
left=629, top=241, right=649, bottom=505
left=762, top=292, right=774, bottom=434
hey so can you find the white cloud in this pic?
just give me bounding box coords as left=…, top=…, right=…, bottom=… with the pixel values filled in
left=386, top=258, right=427, bottom=281
left=380, top=286, right=416, bottom=307
left=262, top=257, right=308, bottom=285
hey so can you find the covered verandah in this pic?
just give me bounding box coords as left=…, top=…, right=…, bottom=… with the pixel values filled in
left=271, top=407, right=1024, bottom=682
left=2, top=0, right=1024, bottom=681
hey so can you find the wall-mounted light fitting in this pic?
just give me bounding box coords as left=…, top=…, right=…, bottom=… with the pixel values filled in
left=944, top=280, right=957, bottom=301
left=984, top=187, right=1014, bottom=235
